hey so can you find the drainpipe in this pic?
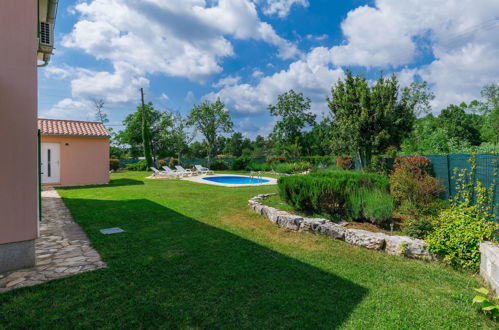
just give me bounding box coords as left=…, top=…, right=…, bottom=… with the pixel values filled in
left=38, top=130, right=42, bottom=222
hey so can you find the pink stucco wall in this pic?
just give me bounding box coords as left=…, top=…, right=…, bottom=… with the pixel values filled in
left=41, top=136, right=110, bottom=186
left=0, top=0, right=39, bottom=245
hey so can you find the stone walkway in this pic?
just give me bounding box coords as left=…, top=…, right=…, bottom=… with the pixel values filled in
left=0, top=187, right=106, bottom=293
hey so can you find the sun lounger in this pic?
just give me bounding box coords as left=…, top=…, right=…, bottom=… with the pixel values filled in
left=195, top=165, right=214, bottom=175
left=175, top=165, right=195, bottom=176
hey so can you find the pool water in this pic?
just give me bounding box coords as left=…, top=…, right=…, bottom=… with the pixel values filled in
left=202, top=176, right=270, bottom=184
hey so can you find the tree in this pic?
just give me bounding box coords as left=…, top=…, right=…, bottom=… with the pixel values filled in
left=93, top=99, right=108, bottom=124
left=328, top=71, right=422, bottom=169
left=302, top=118, right=334, bottom=156
left=163, top=112, right=194, bottom=164
left=268, top=90, right=316, bottom=155
left=187, top=99, right=233, bottom=166
left=437, top=103, right=482, bottom=146
left=223, top=132, right=244, bottom=157
left=118, top=102, right=173, bottom=160
left=479, top=84, right=499, bottom=144
left=187, top=141, right=208, bottom=158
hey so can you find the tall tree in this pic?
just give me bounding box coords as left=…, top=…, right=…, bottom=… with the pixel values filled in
left=93, top=99, right=108, bottom=124
left=437, top=103, right=482, bottom=146
left=479, top=84, right=499, bottom=145
left=118, top=102, right=173, bottom=160
left=163, top=112, right=195, bottom=164
left=224, top=132, right=244, bottom=157
left=328, top=71, right=424, bottom=169
left=187, top=99, right=233, bottom=166
left=268, top=90, right=316, bottom=155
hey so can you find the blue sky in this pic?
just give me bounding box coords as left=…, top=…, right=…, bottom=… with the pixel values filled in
left=38, top=0, right=499, bottom=137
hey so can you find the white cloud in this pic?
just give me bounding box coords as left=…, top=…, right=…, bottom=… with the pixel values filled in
left=185, top=91, right=196, bottom=104
left=160, top=93, right=170, bottom=101
left=42, top=66, right=74, bottom=80
left=212, top=75, right=241, bottom=88
left=251, top=70, right=264, bottom=78
left=51, top=0, right=301, bottom=122
left=257, top=0, right=309, bottom=18
left=62, top=0, right=299, bottom=81
left=39, top=98, right=93, bottom=120
left=329, top=0, right=499, bottom=110
left=206, top=47, right=343, bottom=115
left=70, top=63, right=149, bottom=104
left=306, top=34, right=328, bottom=41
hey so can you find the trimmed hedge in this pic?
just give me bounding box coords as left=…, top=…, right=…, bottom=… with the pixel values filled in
left=126, top=160, right=148, bottom=171
left=278, top=171, right=390, bottom=219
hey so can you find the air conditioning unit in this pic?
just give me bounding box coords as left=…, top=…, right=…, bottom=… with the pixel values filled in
left=39, top=22, right=54, bottom=51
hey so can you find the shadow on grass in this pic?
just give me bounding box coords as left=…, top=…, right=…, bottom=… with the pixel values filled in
left=0, top=198, right=367, bottom=329
left=57, top=178, right=145, bottom=191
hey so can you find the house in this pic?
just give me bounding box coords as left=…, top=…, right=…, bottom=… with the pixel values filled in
left=39, top=119, right=110, bottom=186
left=0, top=0, right=59, bottom=273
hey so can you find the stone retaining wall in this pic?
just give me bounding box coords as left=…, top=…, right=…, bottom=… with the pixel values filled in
left=480, top=242, right=499, bottom=294
left=250, top=194, right=499, bottom=292
left=249, top=194, right=433, bottom=260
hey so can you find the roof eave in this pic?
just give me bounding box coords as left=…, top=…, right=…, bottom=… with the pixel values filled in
left=40, top=133, right=110, bottom=138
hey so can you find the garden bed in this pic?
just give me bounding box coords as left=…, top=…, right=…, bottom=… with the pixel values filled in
left=262, top=194, right=403, bottom=236
left=250, top=194, right=433, bottom=260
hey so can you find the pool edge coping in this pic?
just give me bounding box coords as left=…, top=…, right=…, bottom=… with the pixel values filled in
left=181, top=174, right=277, bottom=187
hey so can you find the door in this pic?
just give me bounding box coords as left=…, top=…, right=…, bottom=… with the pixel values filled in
left=41, top=143, right=60, bottom=184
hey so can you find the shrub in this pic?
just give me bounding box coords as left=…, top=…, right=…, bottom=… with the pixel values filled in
left=232, top=157, right=252, bottom=170
left=346, top=188, right=394, bottom=223
left=367, top=155, right=390, bottom=175
left=274, top=161, right=311, bottom=174
left=426, top=204, right=497, bottom=270
left=266, top=155, right=287, bottom=164
left=126, top=160, right=148, bottom=171
left=389, top=156, right=444, bottom=210
left=278, top=171, right=389, bottom=217
left=394, top=156, right=432, bottom=176
left=298, top=156, right=336, bottom=166
left=109, top=159, right=120, bottom=171
left=402, top=215, right=434, bottom=239
left=156, top=159, right=167, bottom=169
left=169, top=158, right=179, bottom=168
left=247, top=162, right=271, bottom=172
left=472, top=288, right=499, bottom=321
left=426, top=176, right=498, bottom=270
left=210, top=160, right=229, bottom=170
left=313, top=164, right=343, bottom=173
left=336, top=155, right=354, bottom=170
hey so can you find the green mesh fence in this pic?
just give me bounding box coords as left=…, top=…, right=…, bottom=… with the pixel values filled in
left=358, top=154, right=499, bottom=220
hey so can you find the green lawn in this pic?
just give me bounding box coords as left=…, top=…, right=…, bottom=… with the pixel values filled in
left=0, top=171, right=494, bottom=328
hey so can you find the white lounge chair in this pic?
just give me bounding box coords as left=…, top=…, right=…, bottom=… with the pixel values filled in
left=162, top=166, right=181, bottom=178
left=150, top=167, right=168, bottom=177
left=195, top=165, right=214, bottom=175
left=175, top=165, right=195, bottom=176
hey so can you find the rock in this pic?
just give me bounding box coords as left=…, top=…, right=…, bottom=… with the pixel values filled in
left=261, top=206, right=277, bottom=219
left=298, top=218, right=315, bottom=232
left=317, top=222, right=346, bottom=240
left=5, top=277, right=25, bottom=288
left=345, top=229, right=386, bottom=250
left=309, top=219, right=328, bottom=233
left=276, top=214, right=303, bottom=231
left=255, top=204, right=266, bottom=214
left=384, top=235, right=432, bottom=259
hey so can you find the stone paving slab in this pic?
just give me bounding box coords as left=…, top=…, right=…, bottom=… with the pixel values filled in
left=0, top=187, right=106, bottom=293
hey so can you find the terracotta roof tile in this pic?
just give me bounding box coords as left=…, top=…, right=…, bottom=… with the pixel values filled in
left=38, top=118, right=110, bottom=137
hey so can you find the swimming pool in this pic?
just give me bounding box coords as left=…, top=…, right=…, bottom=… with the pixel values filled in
left=202, top=175, right=270, bottom=185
